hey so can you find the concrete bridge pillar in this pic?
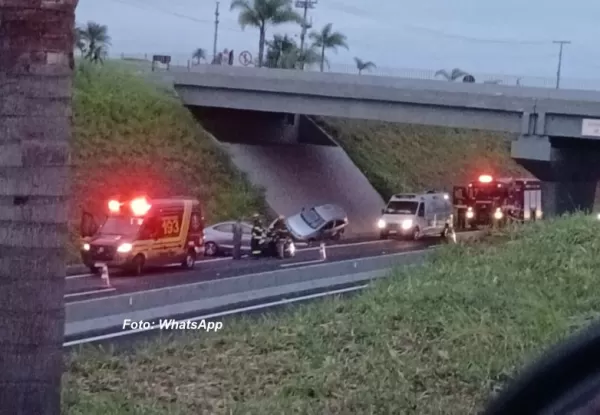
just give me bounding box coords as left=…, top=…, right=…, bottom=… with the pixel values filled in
left=512, top=136, right=600, bottom=216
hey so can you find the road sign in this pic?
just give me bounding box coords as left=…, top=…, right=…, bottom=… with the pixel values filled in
left=581, top=118, right=600, bottom=137
left=239, top=51, right=253, bottom=66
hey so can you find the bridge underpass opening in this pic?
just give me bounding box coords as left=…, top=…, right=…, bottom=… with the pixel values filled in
left=187, top=106, right=385, bottom=236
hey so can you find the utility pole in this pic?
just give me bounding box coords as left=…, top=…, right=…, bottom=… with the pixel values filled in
left=295, top=0, right=317, bottom=70
left=213, top=1, right=220, bottom=60
left=553, top=40, right=570, bottom=89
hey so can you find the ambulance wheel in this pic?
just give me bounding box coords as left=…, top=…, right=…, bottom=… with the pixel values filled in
left=130, top=254, right=145, bottom=276
left=182, top=250, right=196, bottom=269
left=412, top=227, right=421, bottom=241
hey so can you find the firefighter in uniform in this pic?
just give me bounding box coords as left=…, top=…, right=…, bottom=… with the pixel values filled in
left=250, top=214, right=265, bottom=258
left=268, top=215, right=286, bottom=234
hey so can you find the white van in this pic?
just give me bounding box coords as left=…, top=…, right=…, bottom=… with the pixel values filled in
left=377, top=192, right=453, bottom=240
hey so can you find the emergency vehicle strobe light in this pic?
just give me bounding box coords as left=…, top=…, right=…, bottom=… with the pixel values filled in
left=130, top=197, right=151, bottom=216
left=478, top=174, right=493, bottom=183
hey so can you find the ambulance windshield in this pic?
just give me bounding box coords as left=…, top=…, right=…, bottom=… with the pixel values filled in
left=385, top=201, right=418, bottom=214
left=98, top=216, right=143, bottom=237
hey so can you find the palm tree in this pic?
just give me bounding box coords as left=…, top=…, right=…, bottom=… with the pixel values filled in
left=265, top=34, right=320, bottom=69
left=354, top=57, right=376, bottom=75
left=74, top=25, right=86, bottom=56
left=309, top=23, right=349, bottom=72
left=0, top=2, right=76, bottom=414
left=435, top=68, right=472, bottom=82
left=78, top=21, right=111, bottom=64
left=230, top=0, right=302, bottom=67
left=192, top=48, right=207, bottom=64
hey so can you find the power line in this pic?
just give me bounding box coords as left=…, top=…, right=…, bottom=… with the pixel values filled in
left=553, top=40, right=571, bottom=89
left=106, top=0, right=243, bottom=33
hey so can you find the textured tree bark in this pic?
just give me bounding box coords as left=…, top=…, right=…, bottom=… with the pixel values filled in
left=0, top=1, right=77, bottom=414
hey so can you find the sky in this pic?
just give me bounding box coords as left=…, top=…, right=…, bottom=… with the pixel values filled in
left=76, top=0, right=600, bottom=88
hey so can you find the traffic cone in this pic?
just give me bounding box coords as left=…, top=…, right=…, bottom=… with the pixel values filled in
left=100, top=264, right=110, bottom=287
left=319, top=242, right=327, bottom=260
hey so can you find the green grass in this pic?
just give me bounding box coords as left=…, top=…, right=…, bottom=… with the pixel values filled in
left=314, top=117, right=527, bottom=200
left=67, top=62, right=267, bottom=262
left=63, top=214, right=600, bottom=414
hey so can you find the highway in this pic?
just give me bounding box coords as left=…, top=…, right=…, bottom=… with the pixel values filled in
left=63, top=238, right=435, bottom=302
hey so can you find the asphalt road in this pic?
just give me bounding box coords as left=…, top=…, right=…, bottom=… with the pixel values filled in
left=64, top=238, right=436, bottom=303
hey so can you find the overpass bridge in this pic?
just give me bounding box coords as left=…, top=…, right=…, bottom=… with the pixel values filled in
left=173, top=65, right=600, bottom=215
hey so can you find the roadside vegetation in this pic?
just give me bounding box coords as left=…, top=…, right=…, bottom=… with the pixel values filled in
left=68, top=62, right=267, bottom=261
left=314, top=117, right=526, bottom=200
left=62, top=214, right=600, bottom=413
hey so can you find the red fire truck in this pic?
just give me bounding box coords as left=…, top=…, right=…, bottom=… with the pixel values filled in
left=453, top=174, right=543, bottom=230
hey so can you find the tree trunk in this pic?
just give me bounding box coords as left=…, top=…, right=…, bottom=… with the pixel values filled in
left=320, top=46, right=325, bottom=72
left=258, top=25, right=266, bottom=68
left=0, top=1, right=77, bottom=414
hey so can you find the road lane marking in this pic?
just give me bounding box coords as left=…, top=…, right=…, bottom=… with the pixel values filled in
left=63, top=283, right=369, bottom=347
left=67, top=248, right=432, bottom=305
left=64, top=288, right=116, bottom=298
left=280, top=259, right=326, bottom=268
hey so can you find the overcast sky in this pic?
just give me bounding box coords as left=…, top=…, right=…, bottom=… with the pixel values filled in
left=76, top=0, right=600, bottom=86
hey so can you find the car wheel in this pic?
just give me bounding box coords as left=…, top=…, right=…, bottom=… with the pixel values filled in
left=181, top=250, right=196, bottom=269
left=412, top=227, right=421, bottom=241
left=204, top=242, right=218, bottom=257
left=130, top=254, right=145, bottom=276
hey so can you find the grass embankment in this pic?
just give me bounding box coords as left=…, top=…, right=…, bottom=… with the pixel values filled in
left=68, top=63, right=266, bottom=262
left=314, top=117, right=526, bottom=199
left=63, top=215, right=600, bottom=414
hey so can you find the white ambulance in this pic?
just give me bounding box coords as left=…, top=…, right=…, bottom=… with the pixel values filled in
left=377, top=191, right=453, bottom=240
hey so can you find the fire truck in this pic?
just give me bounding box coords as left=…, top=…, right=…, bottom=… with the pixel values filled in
left=452, top=174, right=543, bottom=230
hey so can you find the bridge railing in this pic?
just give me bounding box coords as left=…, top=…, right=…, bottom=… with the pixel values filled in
left=110, top=53, right=600, bottom=92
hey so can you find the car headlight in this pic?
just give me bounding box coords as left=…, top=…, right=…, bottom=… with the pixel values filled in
left=597, top=213, right=600, bottom=220
left=494, top=209, right=503, bottom=220
left=82, top=243, right=90, bottom=251
left=117, top=243, right=133, bottom=253
left=288, top=242, right=295, bottom=254
left=401, top=219, right=413, bottom=230
left=377, top=219, right=386, bottom=229
left=466, top=208, right=474, bottom=219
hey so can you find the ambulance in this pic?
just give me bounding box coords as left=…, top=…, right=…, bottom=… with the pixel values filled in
left=377, top=191, right=453, bottom=240
left=80, top=196, right=204, bottom=275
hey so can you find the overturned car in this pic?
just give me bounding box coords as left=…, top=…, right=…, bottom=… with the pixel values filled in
left=285, top=204, right=348, bottom=243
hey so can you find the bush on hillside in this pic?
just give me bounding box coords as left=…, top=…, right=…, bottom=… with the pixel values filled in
left=314, top=117, right=527, bottom=200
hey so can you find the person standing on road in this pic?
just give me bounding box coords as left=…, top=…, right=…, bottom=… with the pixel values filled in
left=251, top=214, right=265, bottom=259
left=232, top=218, right=243, bottom=260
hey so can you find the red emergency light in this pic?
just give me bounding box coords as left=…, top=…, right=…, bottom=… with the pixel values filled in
left=478, top=174, right=493, bottom=183
left=130, top=197, right=152, bottom=216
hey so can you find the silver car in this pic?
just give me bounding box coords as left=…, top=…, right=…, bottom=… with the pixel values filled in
left=285, top=204, right=348, bottom=242
left=203, top=221, right=253, bottom=256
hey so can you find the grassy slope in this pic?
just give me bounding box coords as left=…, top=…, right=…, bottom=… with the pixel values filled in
left=63, top=215, right=600, bottom=414
left=314, top=117, right=527, bottom=199
left=68, top=63, right=266, bottom=261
